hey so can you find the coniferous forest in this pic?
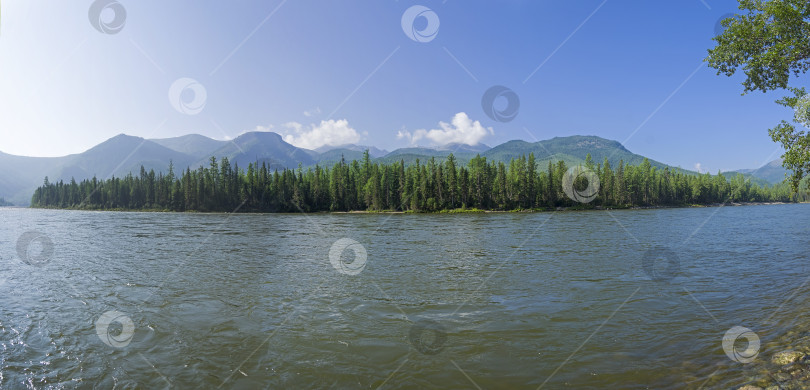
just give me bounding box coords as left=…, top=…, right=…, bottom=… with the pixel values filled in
left=30, top=151, right=806, bottom=212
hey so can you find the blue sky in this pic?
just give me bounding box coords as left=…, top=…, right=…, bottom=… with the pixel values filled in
left=0, top=0, right=798, bottom=172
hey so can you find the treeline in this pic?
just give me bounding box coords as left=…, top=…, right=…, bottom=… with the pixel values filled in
left=30, top=152, right=804, bottom=212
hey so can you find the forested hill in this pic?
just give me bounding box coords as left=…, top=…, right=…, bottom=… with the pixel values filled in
left=30, top=152, right=804, bottom=213
left=0, top=132, right=789, bottom=206
left=482, top=136, right=671, bottom=170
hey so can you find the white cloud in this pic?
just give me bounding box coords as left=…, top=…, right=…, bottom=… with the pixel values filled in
left=694, top=163, right=705, bottom=173
left=398, top=112, right=493, bottom=146
left=253, top=125, right=274, bottom=132
left=279, top=119, right=361, bottom=150
left=303, top=107, right=321, bottom=117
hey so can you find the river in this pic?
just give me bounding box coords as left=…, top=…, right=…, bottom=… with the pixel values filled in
left=1, top=205, right=809, bottom=389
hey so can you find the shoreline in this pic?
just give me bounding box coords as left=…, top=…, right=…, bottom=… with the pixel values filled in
left=334, top=201, right=797, bottom=214
left=18, top=201, right=802, bottom=215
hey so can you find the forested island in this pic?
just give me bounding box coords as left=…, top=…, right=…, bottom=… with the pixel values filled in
left=30, top=152, right=807, bottom=213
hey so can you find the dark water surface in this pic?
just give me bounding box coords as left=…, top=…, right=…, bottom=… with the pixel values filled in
left=1, top=205, right=809, bottom=389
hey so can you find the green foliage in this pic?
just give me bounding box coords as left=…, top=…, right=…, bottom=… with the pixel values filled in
left=706, top=0, right=810, bottom=191
left=30, top=153, right=801, bottom=212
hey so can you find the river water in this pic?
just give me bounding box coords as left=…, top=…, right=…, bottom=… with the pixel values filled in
left=1, top=205, right=809, bottom=389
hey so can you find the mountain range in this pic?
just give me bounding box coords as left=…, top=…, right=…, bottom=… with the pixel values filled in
left=0, top=132, right=787, bottom=205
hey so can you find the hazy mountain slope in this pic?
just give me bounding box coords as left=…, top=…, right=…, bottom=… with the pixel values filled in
left=315, top=144, right=388, bottom=158
left=150, top=134, right=226, bottom=160
left=479, top=140, right=535, bottom=163
left=731, top=159, right=787, bottom=184
left=719, top=171, right=772, bottom=187
left=54, top=134, right=195, bottom=181
left=438, top=143, right=491, bottom=153
left=202, top=132, right=316, bottom=169
left=0, top=133, right=732, bottom=206
left=315, top=148, right=367, bottom=167
left=0, top=152, right=69, bottom=205
left=313, top=135, right=689, bottom=172
left=482, top=136, right=677, bottom=171
left=0, top=134, right=193, bottom=205
left=385, top=147, right=451, bottom=158
left=376, top=152, right=476, bottom=166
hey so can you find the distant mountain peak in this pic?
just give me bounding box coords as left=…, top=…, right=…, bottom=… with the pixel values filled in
left=203, top=130, right=315, bottom=169
left=0, top=131, right=700, bottom=206
left=729, top=158, right=787, bottom=185
left=150, top=134, right=227, bottom=160
left=314, top=143, right=389, bottom=158
left=546, top=135, right=628, bottom=151
left=234, top=131, right=284, bottom=142
left=109, top=133, right=142, bottom=141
